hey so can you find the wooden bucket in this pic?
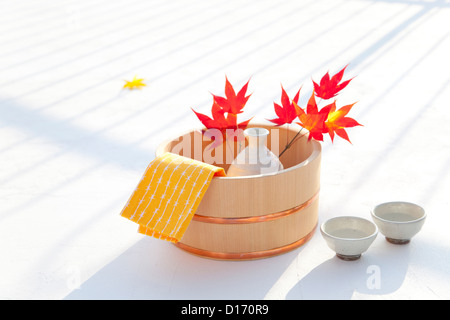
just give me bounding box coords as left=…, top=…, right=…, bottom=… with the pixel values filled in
left=156, top=124, right=321, bottom=260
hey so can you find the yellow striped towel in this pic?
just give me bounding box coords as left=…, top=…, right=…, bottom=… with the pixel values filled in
left=120, top=152, right=225, bottom=243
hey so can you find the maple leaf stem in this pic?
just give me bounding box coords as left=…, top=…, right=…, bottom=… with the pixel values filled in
left=279, top=128, right=304, bottom=158
left=289, top=130, right=308, bottom=148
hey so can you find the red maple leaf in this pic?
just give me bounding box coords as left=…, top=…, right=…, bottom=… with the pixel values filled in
left=325, top=101, right=362, bottom=143
left=295, top=93, right=332, bottom=141
left=212, top=77, right=251, bottom=114
left=267, top=85, right=302, bottom=126
left=313, top=65, right=353, bottom=100
left=192, top=101, right=252, bottom=148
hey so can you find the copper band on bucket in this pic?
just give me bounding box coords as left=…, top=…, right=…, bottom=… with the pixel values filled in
left=192, top=190, right=320, bottom=224
left=174, top=225, right=317, bottom=260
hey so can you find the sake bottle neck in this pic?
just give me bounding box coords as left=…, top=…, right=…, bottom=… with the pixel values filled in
left=244, top=128, right=269, bottom=148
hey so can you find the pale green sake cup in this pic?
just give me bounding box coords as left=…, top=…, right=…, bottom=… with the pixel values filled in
left=320, top=216, right=378, bottom=261
left=371, top=202, right=426, bottom=245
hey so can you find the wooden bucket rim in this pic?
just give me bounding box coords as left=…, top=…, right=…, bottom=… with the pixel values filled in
left=155, top=123, right=321, bottom=180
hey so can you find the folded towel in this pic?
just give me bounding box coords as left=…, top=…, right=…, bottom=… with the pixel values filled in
left=120, top=152, right=225, bottom=243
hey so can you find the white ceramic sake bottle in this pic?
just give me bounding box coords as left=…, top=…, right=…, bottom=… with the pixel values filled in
left=227, top=127, right=284, bottom=177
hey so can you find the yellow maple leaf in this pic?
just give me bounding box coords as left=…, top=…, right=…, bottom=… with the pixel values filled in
left=123, top=76, right=146, bottom=90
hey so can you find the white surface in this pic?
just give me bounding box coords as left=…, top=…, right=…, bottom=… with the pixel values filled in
left=1, top=0, right=450, bottom=300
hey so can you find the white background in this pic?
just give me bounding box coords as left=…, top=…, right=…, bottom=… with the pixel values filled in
left=1, top=0, right=449, bottom=299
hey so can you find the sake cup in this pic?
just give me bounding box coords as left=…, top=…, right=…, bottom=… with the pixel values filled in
left=320, top=216, right=378, bottom=261
left=371, top=201, right=426, bottom=244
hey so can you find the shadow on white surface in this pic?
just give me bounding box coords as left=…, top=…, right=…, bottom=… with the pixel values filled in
left=287, top=239, right=411, bottom=299
left=64, top=237, right=302, bottom=300
left=63, top=228, right=450, bottom=299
